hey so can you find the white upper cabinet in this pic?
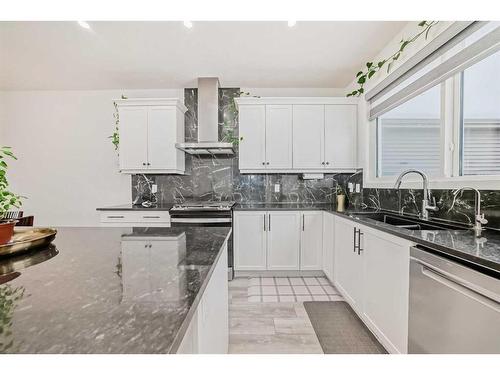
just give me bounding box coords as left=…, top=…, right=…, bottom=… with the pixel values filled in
left=116, top=98, right=187, bottom=174
left=266, top=105, right=293, bottom=169
left=293, top=105, right=325, bottom=169
left=238, top=105, right=266, bottom=170
left=324, top=105, right=357, bottom=169
left=119, top=107, right=149, bottom=171
left=235, top=97, right=358, bottom=173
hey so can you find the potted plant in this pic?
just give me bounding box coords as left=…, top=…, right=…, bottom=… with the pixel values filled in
left=0, top=146, right=23, bottom=245
left=335, top=184, right=347, bottom=212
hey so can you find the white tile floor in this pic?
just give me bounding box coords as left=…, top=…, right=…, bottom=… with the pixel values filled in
left=247, top=276, right=344, bottom=302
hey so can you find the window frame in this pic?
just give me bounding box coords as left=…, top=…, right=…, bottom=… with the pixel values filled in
left=365, top=72, right=500, bottom=190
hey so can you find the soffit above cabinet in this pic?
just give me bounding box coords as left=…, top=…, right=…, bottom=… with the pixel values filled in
left=234, top=96, right=359, bottom=108
left=113, top=98, right=188, bottom=113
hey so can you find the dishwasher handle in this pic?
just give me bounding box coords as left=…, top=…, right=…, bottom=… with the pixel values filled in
left=413, top=258, right=500, bottom=307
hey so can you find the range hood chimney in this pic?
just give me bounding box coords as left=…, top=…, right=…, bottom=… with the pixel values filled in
left=176, top=77, right=234, bottom=155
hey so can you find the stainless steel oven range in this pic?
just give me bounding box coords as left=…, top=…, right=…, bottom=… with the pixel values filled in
left=169, top=201, right=235, bottom=280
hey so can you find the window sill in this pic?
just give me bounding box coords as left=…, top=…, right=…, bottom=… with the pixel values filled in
left=364, top=175, right=500, bottom=190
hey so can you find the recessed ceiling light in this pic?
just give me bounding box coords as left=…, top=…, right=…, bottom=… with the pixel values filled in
left=77, top=21, right=91, bottom=30
left=287, top=20, right=297, bottom=27
left=183, top=21, right=193, bottom=29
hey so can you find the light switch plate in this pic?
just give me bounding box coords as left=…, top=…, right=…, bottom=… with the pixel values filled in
left=274, top=184, right=280, bottom=193
left=152, top=184, right=158, bottom=193
left=355, top=184, right=361, bottom=193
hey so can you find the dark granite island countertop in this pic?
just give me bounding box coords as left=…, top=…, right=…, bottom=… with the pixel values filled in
left=0, top=226, right=231, bottom=354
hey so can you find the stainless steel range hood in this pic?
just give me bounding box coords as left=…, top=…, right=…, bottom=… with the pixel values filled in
left=176, top=77, right=234, bottom=155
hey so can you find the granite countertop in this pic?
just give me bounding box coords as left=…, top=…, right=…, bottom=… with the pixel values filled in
left=234, top=202, right=335, bottom=211
left=233, top=203, right=500, bottom=275
left=0, top=226, right=231, bottom=354
left=96, top=203, right=175, bottom=211
left=331, top=209, right=500, bottom=276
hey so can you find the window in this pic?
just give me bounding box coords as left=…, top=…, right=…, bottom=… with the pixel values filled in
left=376, top=85, right=442, bottom=177
left=460, top=50, right=500, bottom=176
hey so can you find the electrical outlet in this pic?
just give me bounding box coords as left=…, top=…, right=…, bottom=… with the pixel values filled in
left=152, top=184, right=158, bottom=194
left=348, top=182, right=354, bottom=192
left=355, top=184, right=361, bottom=193
left=274, top=184, right=280, bottom=193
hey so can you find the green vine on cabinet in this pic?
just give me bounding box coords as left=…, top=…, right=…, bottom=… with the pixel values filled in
left=109, top=95, right=127, bottom=152
left=347, top=21, right=439, bottom=97
left=222, top=91, right=252, bottom=147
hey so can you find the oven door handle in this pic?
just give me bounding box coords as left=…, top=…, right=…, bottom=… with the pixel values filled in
left=170, top=218, right=232, bottom=223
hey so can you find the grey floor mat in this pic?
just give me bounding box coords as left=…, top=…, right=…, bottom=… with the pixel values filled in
left=303, top=301, right=387, bottom=354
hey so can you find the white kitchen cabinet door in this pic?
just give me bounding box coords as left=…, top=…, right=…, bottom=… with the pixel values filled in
left=300, top=211, right=323, bottom=270
left=362, top=229, right=410, bottom=354
left=322, top=212, right=335, bottom=283
left=197, top=243, right=228, bottom=354
left=324, top=105, right=357, bottom=169
left=334, top=217, right=364, bottom=309
left=265, top=105, right=293, bottom=169
left=234, top=211, right=267, bottom=271
left=267, top=211, right=301, bottom=270
left=292, top=105, right=325, bottom=169
left=147, top=107, right=183, bottom=172
left=119, top=107, right=149, bottom=171
left=238, top=105, right=266, bottom=170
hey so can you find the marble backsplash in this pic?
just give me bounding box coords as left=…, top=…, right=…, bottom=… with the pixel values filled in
left=132, top=88, right=363, bottom=208
left=364, top=188, right=500, bottom=230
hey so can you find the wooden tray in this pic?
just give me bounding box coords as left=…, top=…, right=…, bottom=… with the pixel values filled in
left=0, top=228, right=57, bottom=257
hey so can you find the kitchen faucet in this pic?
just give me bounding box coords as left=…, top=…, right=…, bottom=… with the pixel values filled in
left=452, top=187, right=488, bottom=237
left=393, top=169, right=438, bottom=220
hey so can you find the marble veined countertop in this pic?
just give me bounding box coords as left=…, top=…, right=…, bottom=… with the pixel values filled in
left=0, top=226, right=231, bottom=353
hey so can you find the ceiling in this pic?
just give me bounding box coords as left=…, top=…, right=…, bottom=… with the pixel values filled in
left=0, top=21, right=407, bottom=90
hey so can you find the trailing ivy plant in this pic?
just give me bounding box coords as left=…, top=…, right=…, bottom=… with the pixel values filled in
left=109, top=95, right=127, bottom=152
left=0, top=146, right=24, bottom=219
left=222, top=91, right=252, bottom=147
left=347, top=21, right=439, bottom=97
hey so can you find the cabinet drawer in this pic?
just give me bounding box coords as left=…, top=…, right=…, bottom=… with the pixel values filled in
left=100, top=211, right=170, bottom=224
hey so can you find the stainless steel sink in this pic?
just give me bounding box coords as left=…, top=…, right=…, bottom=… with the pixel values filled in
left=348, top=212, right=470, bottom=231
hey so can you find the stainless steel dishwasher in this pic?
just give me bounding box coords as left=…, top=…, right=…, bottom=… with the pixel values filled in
left=408, top=246, right=500, bottom=354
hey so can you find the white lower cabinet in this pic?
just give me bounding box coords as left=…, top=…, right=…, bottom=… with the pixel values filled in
left=300, top=211, right=323, bottom=270
left=177, top=242, right=228, bottom=354
left=333, top=216, right=412, bottom=354
left=334, top=217, right=364, bottom=308
left=322, top=212, right=335, bottom=283
left=267, top=211, right=301, bottom=270
left=233, top=211, right=267, bottom=270
left=362, top=228, right=411, bottom=354
left=234, top=210, right=322, bottom=272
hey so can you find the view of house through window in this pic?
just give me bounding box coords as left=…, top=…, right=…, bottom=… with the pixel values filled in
left=376, top=85, right=441, bottom=177
left=461, top=50, right=500, bottom=176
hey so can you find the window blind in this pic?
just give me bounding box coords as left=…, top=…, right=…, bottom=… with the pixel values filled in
left=369, top=22, right=500, bottom=121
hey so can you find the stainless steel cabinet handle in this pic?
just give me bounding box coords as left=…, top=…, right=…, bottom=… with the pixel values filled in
left=107, top=215, right=125, bottom=219
left=266, top=162, right=270, bottom=165
left=263, top=214, right=266, bottom=232
left=302, top=214, right=305, bottom=231
left=262, top=162, right=265, bottom=165
left=321, top=162, right=325, bottom=165
left=353, top=227, right=359, bottom=252
left=268, top=214, right=271, bottom=231
left=142, top=162, right=146, bottom=166
left=326, top=162, right=330, bottom=165
left=143, top=216, right=160, bottom=219
left=358, top=231, right=363, bottom=255
left=147, top=163, right=151, bottom=166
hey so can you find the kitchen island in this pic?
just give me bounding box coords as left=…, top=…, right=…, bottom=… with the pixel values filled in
left=0, top=226, right=231, bottom=354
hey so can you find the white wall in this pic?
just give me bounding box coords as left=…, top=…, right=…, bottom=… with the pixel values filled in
left=0, top=89, right=183, bottom=227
